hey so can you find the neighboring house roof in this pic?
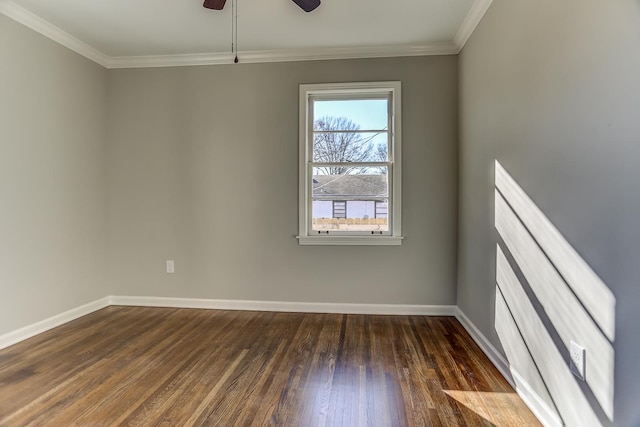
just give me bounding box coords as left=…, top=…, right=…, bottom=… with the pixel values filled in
left=312, top=174, right=387, bottom=200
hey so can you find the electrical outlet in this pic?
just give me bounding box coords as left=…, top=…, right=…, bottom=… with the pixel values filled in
left=166, top=260, right=175, bottom=274
left=570, top=341, right=586, bottom=380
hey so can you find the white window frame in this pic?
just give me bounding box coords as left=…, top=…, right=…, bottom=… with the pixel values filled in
left=297, top=81, right=403, bottom=246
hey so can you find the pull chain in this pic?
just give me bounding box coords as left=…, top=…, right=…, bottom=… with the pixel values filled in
left=231, top=0, right=238, bottom=63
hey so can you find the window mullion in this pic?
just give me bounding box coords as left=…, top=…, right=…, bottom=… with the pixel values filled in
left=310, top=161, right=391, bottom=168
left=312, top=129, right=389, bottom=134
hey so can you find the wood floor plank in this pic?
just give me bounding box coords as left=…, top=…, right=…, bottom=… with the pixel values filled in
left=0, top=307, right=541, bottom=427
left=132, top=310, right=262, bottom=426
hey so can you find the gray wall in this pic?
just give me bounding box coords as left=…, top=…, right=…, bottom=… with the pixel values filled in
left=0, top=15, right=108, bottom=334
left=458, top=0, right=640, bottom=425
left=5, top=2, right=638, bottom=422
left=106, top=56, right=459, bottom=305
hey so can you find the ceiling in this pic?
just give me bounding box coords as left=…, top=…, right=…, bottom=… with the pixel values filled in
left=0, top=0, right=492, bottom=68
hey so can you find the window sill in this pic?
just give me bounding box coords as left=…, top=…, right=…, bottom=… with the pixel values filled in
left=296, top=236, right=403, bottom=246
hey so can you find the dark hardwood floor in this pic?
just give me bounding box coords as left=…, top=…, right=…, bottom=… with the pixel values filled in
left=0, top=307, right=540, bottom=426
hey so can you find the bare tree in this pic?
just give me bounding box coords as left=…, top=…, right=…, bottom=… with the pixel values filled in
left=373, top=143, right=388, bottom=174
left=313, top=116, right=386, bottom=175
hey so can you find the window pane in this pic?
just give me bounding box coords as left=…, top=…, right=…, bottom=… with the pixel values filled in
left=313, top=99, right=388, bottom=131
left=312, top=167, right=389, bottom=232
left=375, top=200, right=388, bottom=218
left=312, top=132, right=388, bottom=163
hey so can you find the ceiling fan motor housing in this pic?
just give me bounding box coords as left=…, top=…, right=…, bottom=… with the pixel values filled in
left=292, top=0, right=321, bottom=12
left=203, top=0, right=226, bottom=10
left=203, top=0, right=319, bottom=12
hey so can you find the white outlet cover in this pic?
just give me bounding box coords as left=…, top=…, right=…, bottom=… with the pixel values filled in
left=166, top=260, right=175, bottom=274
left=570, top=341, right=586, bottom=380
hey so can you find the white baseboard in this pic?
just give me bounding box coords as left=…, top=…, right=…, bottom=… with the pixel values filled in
left=455, top=307, right=562, bottom=427
left=454, top=307, right=513, bottom=383
left=510, top=368, right=563, bottom=427
left=0, top=295, right=552, bottom=427
left=0, top=296, right=111, bottom=350
left=110, top=295, right=457, bottom=316
left=0, top=296, right=454, bottom=352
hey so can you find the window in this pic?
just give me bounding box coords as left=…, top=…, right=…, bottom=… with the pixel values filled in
left=375, top=200, right=388, bottom=219
left=332, top=201, right=347, bottom=219
left=297, top=82, right=402, bottom=245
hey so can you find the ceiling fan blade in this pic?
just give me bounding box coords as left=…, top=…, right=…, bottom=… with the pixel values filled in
left=292, top=0, right=321, bottom=12
left=203, top=0, right=226, bottom=10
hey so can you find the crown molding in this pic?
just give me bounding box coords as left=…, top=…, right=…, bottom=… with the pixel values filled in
left=0, top=0, right=109, bottom=67
left=106, top=43, right=458, bottom=69
left=1, top=0, right=484, bottom=69
left=453, top=0, right=494, bottom=52
left=107, top=52, right=231, bottom=69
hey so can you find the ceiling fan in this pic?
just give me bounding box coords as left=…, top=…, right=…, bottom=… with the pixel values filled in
left=203, top=0, right=321, bottom=12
